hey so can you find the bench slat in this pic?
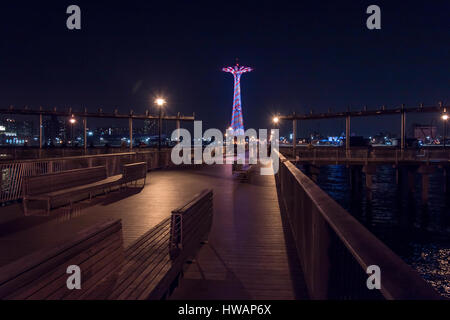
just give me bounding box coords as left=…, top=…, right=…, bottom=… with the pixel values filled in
left=0, top=219, right=122, bottom=299
left=6, top=231, right=123, bottom=300
left=105, top=224, right=171, bottom=300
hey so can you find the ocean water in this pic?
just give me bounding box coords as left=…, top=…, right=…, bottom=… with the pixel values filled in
left=299, top=164, right=450, bottom=298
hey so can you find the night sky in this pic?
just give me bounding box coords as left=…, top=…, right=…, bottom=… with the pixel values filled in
left=0, top=1, right=448, bottom=137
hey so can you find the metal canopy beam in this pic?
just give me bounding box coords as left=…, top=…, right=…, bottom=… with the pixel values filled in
left=278, top=104, right=448, bottom=121
left=0, top=107, right=195, bottom=121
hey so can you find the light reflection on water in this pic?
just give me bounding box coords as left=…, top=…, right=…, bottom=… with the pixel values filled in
left=300, top=164, right=450, bottom=298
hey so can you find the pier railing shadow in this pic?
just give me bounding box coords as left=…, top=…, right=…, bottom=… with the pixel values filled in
left=274, top=150, right=442, bottom=300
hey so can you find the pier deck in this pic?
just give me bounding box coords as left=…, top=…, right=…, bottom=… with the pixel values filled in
left=0, top=164, right=307, bottom=300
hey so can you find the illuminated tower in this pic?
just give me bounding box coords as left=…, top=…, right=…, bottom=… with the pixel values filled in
left=222, top=62, right=252, bottom=136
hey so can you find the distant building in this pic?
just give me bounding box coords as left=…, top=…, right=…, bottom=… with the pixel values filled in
left=413, top=125, right=437, bottom=141
left=143, top=119, right=157, bottom=135
left=43, top=116, right=67, bottom=145
left=0, top=117, right=36, bottom=145
left=17, top=120, right=34, bottom=137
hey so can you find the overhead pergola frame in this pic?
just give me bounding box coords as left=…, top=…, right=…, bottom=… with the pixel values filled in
left=0, top=106, right=196, bottom=151
left=275, top=103, right=449, bottom=156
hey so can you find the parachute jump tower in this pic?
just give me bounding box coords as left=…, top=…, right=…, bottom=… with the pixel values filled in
left=222, top=61, right=252, bottom=136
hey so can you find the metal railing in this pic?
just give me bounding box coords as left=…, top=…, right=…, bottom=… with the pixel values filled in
left=0, top=150, right=173, bottom=203
left=280, top=146, right=450, bottom=164
left=275, top=150, right=441, bottom=299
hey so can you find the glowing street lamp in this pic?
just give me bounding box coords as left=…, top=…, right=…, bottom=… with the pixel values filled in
left=442, top=112, right=448, bottom=149
left=155, top=98, right=166, bottom=150
left=273, top=116, right=279, bottom=124
left=155, top=98, right=166, bottom=107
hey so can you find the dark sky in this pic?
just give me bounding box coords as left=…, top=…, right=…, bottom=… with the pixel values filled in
left=0, top=1, right=448, bottom=137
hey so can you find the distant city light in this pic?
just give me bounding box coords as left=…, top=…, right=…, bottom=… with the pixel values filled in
left=69, top=117, right=76, bottom=124
left=442, top=114, right=449, bottom=121
left=273, top=117, right=279, bottom=124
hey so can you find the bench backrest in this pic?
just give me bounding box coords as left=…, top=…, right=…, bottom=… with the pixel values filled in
left=170, top=189, right=213, bottom=257
left=23, top=166, right=107, bottom=196
left=122, top=162, right=147, bottom=183
left=0, top=219, right=124, bottom=300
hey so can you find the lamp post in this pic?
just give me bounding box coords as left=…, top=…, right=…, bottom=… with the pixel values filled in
left=69, top=116, right=76, bottom=146
left=442, top=113, right=448, bottom=149
left=155, top=98, right=166, bottom=150
left=271, top=116, right=280, bottom=156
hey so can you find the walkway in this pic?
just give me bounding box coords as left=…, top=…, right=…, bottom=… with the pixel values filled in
left=171, top=164, right=308, bottom=300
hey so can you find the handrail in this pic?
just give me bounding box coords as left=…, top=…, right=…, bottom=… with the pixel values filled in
left=280, top=145, right=450, bottom=163
left=274, top=149, right=441, bottom=300
left=0, top=149, right=174, bottom=164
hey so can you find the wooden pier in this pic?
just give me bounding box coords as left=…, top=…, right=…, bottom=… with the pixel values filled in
left=0, top=162, right=307, bottom=299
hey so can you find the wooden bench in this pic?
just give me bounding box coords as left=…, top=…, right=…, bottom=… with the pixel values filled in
left=2, top=189, right=213, bottom=300
left=87, top=189, right=214, bottom=300
left=23, top=163, right=148, bottom=215
left=121, top=162, right=147, bottom=187
left=0, top=219, right=124, bottom=300
left=22, top=166, right=122, bottom=215
left=232, top=163, right=252, bottom=182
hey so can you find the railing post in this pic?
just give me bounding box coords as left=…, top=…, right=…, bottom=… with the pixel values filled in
left=83, top=115, right=87, bottom=154
left=401, top=104, right=406, bottom=157
left=346, top=113, right=351, bottom=158
left=129, top=115, right=133, bottom=151
left=292, top=114, right=297, bottom=159
left=176, top=112, right=181, bottom=142
left=39, top=111, right=43, bottom=158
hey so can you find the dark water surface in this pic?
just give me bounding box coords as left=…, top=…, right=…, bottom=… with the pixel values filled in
left=299, top=164, right=450, bottom=298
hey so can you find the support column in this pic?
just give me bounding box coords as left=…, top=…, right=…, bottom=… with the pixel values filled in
left=349, top=165, right=362, bottom=190
left=129, top=117, right=133, bottom=151
left=310, top=165, right=320, bottom=183
left=158, top=109, right=162, bottom=151
left=39, top=113, right=43, bottom=149
left=363, top=165, right=377, bottom=189
left=345, top=115, right=351, bottom=156
left=363, top=165, right=377, bottom=201
left=400, top=108, right=406, bottom=153
left=83, top=116, right=87, bottom=154
left=407, top=168, right=416, bottom=194
left=176, top=112, right=181, bottom=142
left=395, top=166, right=402, bottom=185
left=444, top=167, right=450, bottom=194
left=418, top=165, right=435, bottom=205
left=422, top=174, right=430, bottom=204
left=292, top=116, right=297, bottom=159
